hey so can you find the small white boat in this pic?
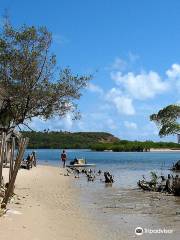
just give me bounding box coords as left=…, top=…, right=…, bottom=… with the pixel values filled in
left=67, top=158, right=96, bottom=168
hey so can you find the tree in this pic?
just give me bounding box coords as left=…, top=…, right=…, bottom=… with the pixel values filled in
left=0, top=20, right=91, bottom=135
left=150, top=104, right=180, bottom=137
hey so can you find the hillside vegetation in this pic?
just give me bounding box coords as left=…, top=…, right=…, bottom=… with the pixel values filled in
left=21, top=131, right=119, bottom=149
left=21, top=131, right=180, bottom=151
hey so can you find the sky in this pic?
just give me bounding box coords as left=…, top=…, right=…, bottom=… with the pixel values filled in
left=1, top=0, right=180, bottom=141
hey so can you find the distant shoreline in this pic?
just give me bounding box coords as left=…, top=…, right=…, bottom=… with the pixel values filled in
left=25, top=148, right=180, bottom=153
left=100, top=148, right=180, bottom=152
left=150, top=148, right=180, bottom=152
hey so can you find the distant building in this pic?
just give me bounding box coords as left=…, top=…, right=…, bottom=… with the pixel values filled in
left=177, top=134, right=180, bottom=144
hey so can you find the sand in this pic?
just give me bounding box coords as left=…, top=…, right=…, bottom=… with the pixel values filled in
left=0, top=165, right=180, bottom=240
left=150, top=148, right=180, bottom=152
left=0, top=165, right=105, bottom=240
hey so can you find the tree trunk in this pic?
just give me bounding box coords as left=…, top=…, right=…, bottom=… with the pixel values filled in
left=9, top=137, right=15, bottom=182
left=0, top=133, right=6, bottom=187
left=2, top=138, right=28, bottom=207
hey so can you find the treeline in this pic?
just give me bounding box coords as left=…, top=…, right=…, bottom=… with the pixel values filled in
left=21, top=131, right=180, bottom=151
left=91, top=140, right=180, bottom=152
left=21, top=131, right=119, bottom=149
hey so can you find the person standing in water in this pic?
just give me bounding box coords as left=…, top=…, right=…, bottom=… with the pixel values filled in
left=61, top=150, right=67, bottom=168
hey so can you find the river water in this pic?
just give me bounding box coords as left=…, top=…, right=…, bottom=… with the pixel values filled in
left=25, top=149, right=180, bottom=187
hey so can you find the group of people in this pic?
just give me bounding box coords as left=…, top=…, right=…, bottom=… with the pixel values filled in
left=26, top=149, right=71, bottom=168
left=25, top=150, right=69, bottom=169
left=24, top=151, right=37, bottom=169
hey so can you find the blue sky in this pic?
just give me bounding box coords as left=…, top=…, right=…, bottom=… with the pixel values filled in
left=1, top=0, right=180, bottom=141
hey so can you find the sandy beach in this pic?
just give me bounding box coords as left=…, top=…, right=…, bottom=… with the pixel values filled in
left=0, top=164, right=180, bottom=240
left=0, top=165, right=106, bottom=240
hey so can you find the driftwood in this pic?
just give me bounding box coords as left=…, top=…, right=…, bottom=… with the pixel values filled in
left=66, top=166, right=114, bottom=184
left=104, top=172, right=114, bottom=183
left=171, top=160, right=180, bottom=171
left=172, top=176, right=180, bottom=196
left=138, top=173, right=180, bottom=196
left=137, top=180, right=153, bottom=191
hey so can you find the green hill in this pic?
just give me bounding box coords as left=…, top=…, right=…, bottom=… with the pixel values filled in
left=21, top=131, right=119, bottom=149
left=21, top=131, right=180, bottom=151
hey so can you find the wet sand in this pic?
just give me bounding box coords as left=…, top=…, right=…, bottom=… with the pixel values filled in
left=78, top=184, right=180, bottom=240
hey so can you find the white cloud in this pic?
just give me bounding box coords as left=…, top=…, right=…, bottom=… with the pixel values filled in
left=120, top=122, right=159, bottom=141
left=124, top=121, right=137, bottom=129
left=73, top=112, right=118, bottom=132
left=21, top=59, right=180, bottom=142
left=166, top=63, right=180, bottom=79
left=111, top=71, right=169, bottom=100
left=166, top=63, right=180, bottom=92
left=87, top=83, right=104, bottom=95
left=106, top=88, right=135, bottom=115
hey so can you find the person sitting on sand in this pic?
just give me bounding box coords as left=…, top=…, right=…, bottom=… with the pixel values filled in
left=26, top=154, right=32, bottom=169
left=61, top=150, right=67, bottom=168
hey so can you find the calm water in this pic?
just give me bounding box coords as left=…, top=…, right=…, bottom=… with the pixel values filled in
left=25, top=149, right=180, bottom=188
